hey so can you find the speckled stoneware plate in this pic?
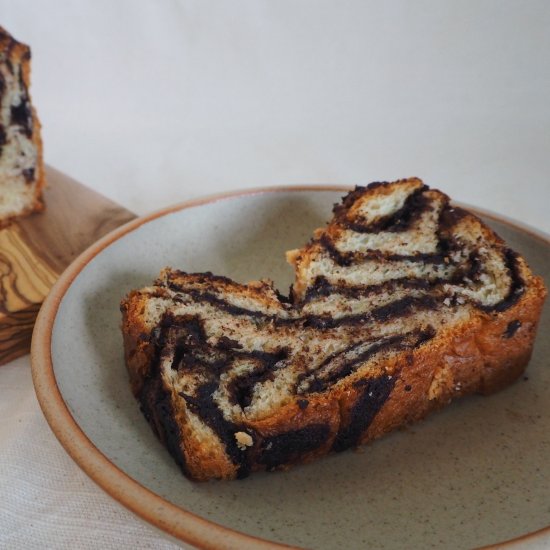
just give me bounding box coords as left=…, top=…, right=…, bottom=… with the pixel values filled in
left=32, top=186, right=550, bottom=550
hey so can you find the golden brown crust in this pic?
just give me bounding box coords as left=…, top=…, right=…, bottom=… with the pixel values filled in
left=120, top=290, right=157, bottom=395
left=363, top=275, right=546, bottom=444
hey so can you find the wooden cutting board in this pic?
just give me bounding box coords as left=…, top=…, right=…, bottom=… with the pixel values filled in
left=0, top=165, right=136, bottom=365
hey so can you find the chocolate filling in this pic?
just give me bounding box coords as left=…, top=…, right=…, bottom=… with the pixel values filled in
left=179, top=382, right=253, bottom=479
left=438, top=204, right=470, bottom=232
left=299, top=328, right=435, bottom=394
left=145, top=315, right=253, bottom=477
left=334, top=184, right=430, bottom=234
left=258, top=423, right=330, bottom=470
left=303, top=294, right=439, bottom=330
left=167, top=284, right=275, bottom=321
left=166, top=279, right=440, bottom=332
left=10, top=72, right=33, bottom=138
left=297, top=398, right=309, bottom=410
left=372, top=295, right=439, bottom=323
left=503, top=320, right=521, bottom=339
left=10, top=102, right=31, bottom=134
left=299, top=335, right=404, bottom=394
left=216, top=336, right=243, bottom=351
left=319, top=234, right=449, bottom=267
left=137, top=322, right=188, bottom=475
left=166, top=317, right=228, bottom=374
left=139, top=375, right=188, bottom=474
left=0, top=125, right=5, bottom=158
left=480, top=249, right=525, bottom=312
left=162, top=238, right=522, bottom=332
left=302, top=276, right=436, bottom=304
left=332, top=374, right=396, bottom=452
left=332, top=182, right=389, bottom=218
left=227, top=348, right=289, bottom=409
left=162, top=270, right=244, bottom=289
left=22, top=167, right=35, bottom=183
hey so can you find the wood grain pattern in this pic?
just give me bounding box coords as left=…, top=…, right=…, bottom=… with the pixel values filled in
left=0, top=165, right=135, bottom=364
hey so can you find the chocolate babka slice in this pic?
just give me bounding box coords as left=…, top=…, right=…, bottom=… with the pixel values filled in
left=121, top=179, right=546, bottom=481
left=0, top=26, right=44, bottom=226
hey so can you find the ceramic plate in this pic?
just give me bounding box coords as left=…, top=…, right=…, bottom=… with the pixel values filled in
left=32, top=186, right=550, bottom=549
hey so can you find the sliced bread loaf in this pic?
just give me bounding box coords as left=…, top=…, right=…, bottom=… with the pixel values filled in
left=121, top=180, right=547, bottom=480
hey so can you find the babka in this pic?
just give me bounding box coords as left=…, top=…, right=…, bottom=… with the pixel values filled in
left=121, top=179, right=546, bottom=480
left=0, top=26, right=44, bottom=226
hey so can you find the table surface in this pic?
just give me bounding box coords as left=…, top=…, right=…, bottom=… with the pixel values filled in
left=1, top=2, right=549, bottom=549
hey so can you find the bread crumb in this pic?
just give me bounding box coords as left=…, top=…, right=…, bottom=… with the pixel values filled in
left=235, top=431, right=253, bottom=450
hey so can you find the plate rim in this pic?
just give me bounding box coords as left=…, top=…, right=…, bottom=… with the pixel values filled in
left=30, top=184, right=550, bottom=550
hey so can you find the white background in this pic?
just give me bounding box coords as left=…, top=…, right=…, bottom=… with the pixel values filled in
left=1, top=1, right=549, bottom=548
left=2, top=0, right=550, bottom=224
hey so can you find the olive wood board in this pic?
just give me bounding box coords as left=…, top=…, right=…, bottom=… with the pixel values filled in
left=0, top=165, right=135, bottom=365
